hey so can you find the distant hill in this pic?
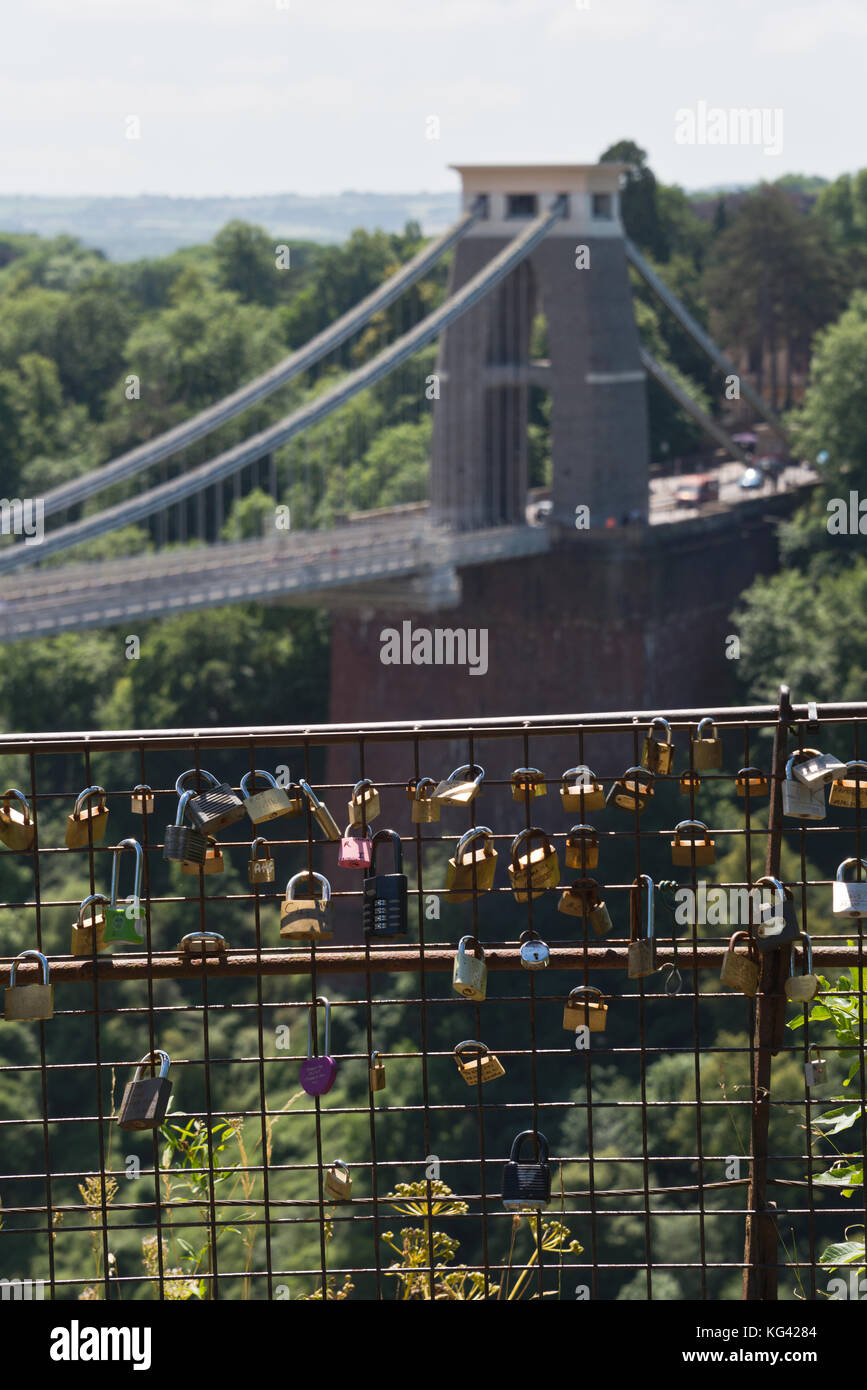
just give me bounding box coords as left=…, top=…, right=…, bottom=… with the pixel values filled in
left=0, top=191, right=461, bottom=261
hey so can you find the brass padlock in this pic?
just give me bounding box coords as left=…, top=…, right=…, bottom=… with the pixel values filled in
left=0, top=788, right=35, bottom=851
left=280, top=871, right=333, bottom=940
left=70, top=893, right=109, bottom=956
left=298, top=779, right=341, bottom=841
left=791, top=749, right=846, bottom=789
left=508, top=827, right=560, bottom=901
left=560, top=766, right=605, bottom=814
left=369, top=1051, right=386, bottom=1092
left=454, top=1039, right=505, bottom=1085
left=833, top=857, right=867, bottom=917
left=348, top=778, right=381, bottom=827
left=4, top=950, right=54, bottom=1021
left=182, top=836, right=224, bottom=875
left=785, top=932, right=818, bottom=1003
left=248, top=836, right=276, bottom=884
left=782, top=751, right=826, bottom=820
left=179, top=931, right=228, bottom=958
left=641, top=717, right=674, bottom=775
left=445, top=827, right=498, bottom=902
left=557, top=879, right=612, bottom=936
left=131, top=784, right=155, bottom=815
left=65, top=785, right=108, bottom=848
left=565, top=824, right=599, bottom=871
left=324, top=1160, right=353, bottom=1202
left=117, top=1050, right=172, bottom=1131
left=679, top=771, right=701, bottom=795
left=452, top=936, right=488, bottom=1000
left=563, top=985, right=608, bottom=1032
left=690, top=717, right=722, bottom=771
left=607, top=766, right=654, bottom=813
left=628, top=874, right=656, bottom=978
left=719, top=931, right=760, bottom=997
left=240, top=769, right=296, bottom=824
left=670, top=819, right=716, bottom=866
left=432, top=763, right=485, bottom=807
left=829, top=761, right=867, bottom=809
left=511, top=767, right=546, bottom=801
left=735, top=767, right=769, bottom=798
left=406, top=776, right=440, bottom=824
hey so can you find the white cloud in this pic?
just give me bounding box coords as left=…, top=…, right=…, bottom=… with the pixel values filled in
left=0, top=77, right=357, bottom=121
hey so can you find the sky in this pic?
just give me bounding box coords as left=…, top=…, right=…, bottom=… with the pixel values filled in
left=1, top=0, right=864, bottom=198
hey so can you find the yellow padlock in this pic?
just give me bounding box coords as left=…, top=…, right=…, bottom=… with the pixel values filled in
left=508, top=827, right=560, bottom=901
left=445, top=827, right=498, bottom=902
left=65, top=786, right=108, bottom=848
left=0, top=789, right=35, bottom=852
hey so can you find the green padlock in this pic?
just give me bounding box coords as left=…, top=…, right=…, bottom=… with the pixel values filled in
left=102, top=838, right=145, bottom=945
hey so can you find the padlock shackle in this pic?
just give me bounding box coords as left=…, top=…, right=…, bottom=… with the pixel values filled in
left=369, top=828, right=402, bottom=875
left=508, top=1129, right=549, bottom=1164
left=673, top=819, right=711, bottom=837
left=443, top=762, right=484, bottom=787
left=567, top=823, right=597, bottom=839
left=646, top=716, right=672, bottom=743
left=561, top=765, right=597, bottom=788
left=835, top=856, right=867, bottom=882
left=790, top=932, right=813, bottom=978
left=179, top=931, right=226, bottom=952
left=175, top=768, right=221, bottom=795
left=785, top=748, right=821, bottom=777
left=132, top=783, right=152, bottom=797
left=285, top=871, right=331, bottom=903
left=10, top=949, right=50, bottom=986
left=629, top=874, right=654, bottom=942
left=454, top=1039, right=488, bottom=1060
left=240, top=769, right=279, bottom=797
left=342, top=822, right=371, bottom=840
left=511, top=766, right=545, bottom=790
left=110, top=837, right=143, bottom=909
left=77, top=892, right=110, bottom=926
left=173, top=790, right=196, bottom=827
left=329, top=1159, right=350, bottom=1178
left=564, top=877, right=602, bottom=909
left=457, top=935, right=485, bottom=960
left=621, top=766, right=654, bottom=786
left=509, top=825, right=556, bottom=863
left=132, top=1049, right=171, bottom=1082
left=2, top=788, right=32, bottom=818
left=307, top=997, right=331, bottom=1059
left=250, top=836, right=271, bottom=859
left=350, top=778, right=377, bottom=799
left=407, top=775, right=437, bottom=801
left=567, top=985, right=603, bottom=1003
left=695, top=717, right=717, bottom=738
left=727, top=930, right=759, bottom=960
left=842, top=760, right=867, bottom=778
left=72, top=785, right=107, bottom=816
left=735, top=766, right=767, bottom=785
left=370, top=1051, right=382, bottom=1065
left=454, top=826, right=495, bottom=861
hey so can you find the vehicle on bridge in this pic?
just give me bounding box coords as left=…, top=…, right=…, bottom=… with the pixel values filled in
left=673, top=474, right=720, bottom=508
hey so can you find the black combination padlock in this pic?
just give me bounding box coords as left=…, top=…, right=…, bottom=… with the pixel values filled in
left=176, top=769, right=245, bottom=835
left=754, top=875, right=800, bottom=952
left=163, top=791, right=208, bottom=865
left=363, top=829, right=408, bottom=939
left=502, top=1130, right=551, bottom=1212
left=117, top=1050, right=173, bottom=1131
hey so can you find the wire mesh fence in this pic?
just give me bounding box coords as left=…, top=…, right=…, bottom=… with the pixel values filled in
left=0, top=691, right=865, bottom=1301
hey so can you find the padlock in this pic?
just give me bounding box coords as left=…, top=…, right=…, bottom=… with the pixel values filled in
left=175, top=769, right=245, bottom=835
left=832, top=857, right=867, bottom=917
left=452, top=936, right=488, bottom=1000
left=103, top=838, right=145, bottom=944
left=347, top=778, right=381, bottom=827
left=406, top=776, right=441, bottom=824
left=785, top=932, right=819, bottom=1003
left=679, top=771, right=701, bottom=795
left=280, top=872, right=333, bottom=941
left=4, top=950, right=54, bottom=1021
left=782, top=752, right=826, bottom=820
left=240, top=769, right=295, bottom=825
left=670, top=819, right=716, bottom=866
left=829, top=761, right=867, bottom=809
left=628, top=874, right=656, bottom=978
left=804, top=1044, right=826, bottom=1086
left=607, top=766, right=654, bottom=813
left=510, top=767, right=547, bottom=801
left=299, top=997, right=338, bottom=1095
left=719, top=931, right=760, bottom=997
left=117, top=1050, right=172, bottom=1131
left=70, top=893, right=110, bottom=956
left=65, top=785, right=108, bottom=848
left=754, top=875, right=800, bottom=951
left=163, top=791, right=209, bottom=865
left=178, top=931, right=227, bottom=957
left=454, top=1039, right=505, bottom=1085
left=508, top=827, right=560, bottom=901
left=445, top=827, right=498, bottom=902
left=641, top=717, right=674, bottom=775
left=181, top=836, right=224, bottom=876
left=565, top=824, right=599, bottom=871
left=560, top=766, right=605, bottom=814
left=691, top=717, right=722, bottom=771
left=0, top=789, right=35, bottom=851
left=518, top=930, right=550, bottom=970
left=337, top=823, right=373, bottom=869
left=131, top=784, right=154, bottom=815
left=502, top=1130, right=551, bottom=1212
left=563, top=986, right=607, bottom=1031
left=735, top=767, right=769, bottom=798
left=557, top=879, right=612, bottom=936
left=298, top=779, right=342, bottom=841
left=248, top=836, right=276, bottom=884
left=324, top=1160, right=352, bottom=1202
left=791, top=749, right=846, bottom=789
left=363, top=830, right=408, bottom=939
left=369, top=1051, right=386, bottom=1092
left=432, top=763, right=485, bottom=807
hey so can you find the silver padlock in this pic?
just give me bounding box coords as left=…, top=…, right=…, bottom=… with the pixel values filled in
left=628, top=873, right=657, bottom=978
left=782, top=753, right=826, bottom=820
left=518, top=931, right=549, bottom=970
left=805, top=1044, right=826, bottom=1087
left=4, top=950, right=54, bottom=1021
left=452, top=936, right=488, bottom=1000
left=784, top=933, right=818, bottom=1002
left=791, top=749, right=846, bottom=789
left=832, top=857, right=867, bottom=918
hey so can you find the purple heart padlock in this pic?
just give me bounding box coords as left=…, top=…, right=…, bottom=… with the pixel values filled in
left=300, top=997, right=338, bottom=1096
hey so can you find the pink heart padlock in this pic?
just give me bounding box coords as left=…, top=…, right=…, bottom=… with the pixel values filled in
left=338, top=824, right=373, bottom=869
left=300, top=998, right=338, bottom=1096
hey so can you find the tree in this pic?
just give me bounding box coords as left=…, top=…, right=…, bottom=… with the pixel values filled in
left=599, top=139, right=669, bottom=261
left=213, top=220, right=280, bottom=307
